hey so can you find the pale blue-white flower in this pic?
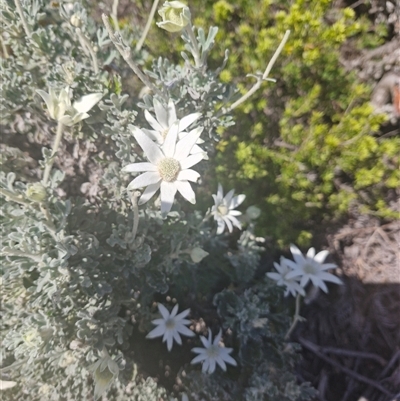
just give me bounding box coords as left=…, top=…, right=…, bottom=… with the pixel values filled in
left=143, top=98, right=207, bottom=159
left=285, top=244, right=342, bottom=293
left=36, top=86, right=102, bottom=126
left=267, top=256, right=306, bottom=297
left=211, top=184, right=246, bottom=234
left=146, top=303, right=195, bottom=351
left=122, top=123, right=203, bottom=215
left=191, top=329, right=237, bottom=374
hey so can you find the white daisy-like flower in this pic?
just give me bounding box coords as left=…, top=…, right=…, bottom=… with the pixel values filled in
left=122, top=123, right=203, bottom=214
left=146, top=303, right=195, bottom=351
left=211, top=184, right=246, bottom=235
left=191, top=329, right=237, bottom=374
left=267, top=256, right=306, bottom=297
left=36, top=86, right=102, bottom=126
left=285, top=244, right=343, bottom=293
left=143, top=98, right=207, bottom=159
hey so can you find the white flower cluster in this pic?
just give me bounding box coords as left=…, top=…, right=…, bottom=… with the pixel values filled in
left=267, top=244, right=343, bottom=296
left=146, top=303, right=237, bottom=374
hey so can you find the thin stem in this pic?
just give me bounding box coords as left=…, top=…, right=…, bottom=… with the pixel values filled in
left=14, top=0, right=32, bottom=37
left=111, top=0, right=121, bottom=35
left=184, top=22, right=201, bottom=68
left=285, top=293, right=303, bottom=340
left=102, top=14, right=166, bottom=100
left=130, top=191, right=141, bottom=241
left=136, top=0, right=160, bottom=52
left=75, top=28, right=99, bottom=74
left=223, top=30, right=290, bottom=114
left=42, top=121, right=64, bottom=187
left=0, top=188, right=30, bottom=205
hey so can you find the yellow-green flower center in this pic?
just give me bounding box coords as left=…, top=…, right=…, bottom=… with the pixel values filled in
left=165, top=318, right=176, bottom=329
left=206, top=344, right=220, bottom=358
left=165, top=8, right=184, bottom=25
left=217, top=204, right=228, bottom=216
left=157, top=157, right=181, bottom=182
left=303, top=262, right=317, bottom=274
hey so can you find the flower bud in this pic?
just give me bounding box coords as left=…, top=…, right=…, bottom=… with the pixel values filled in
left=89, top=351, right=120, bottom=401
left=246, top=205, right=261, bottom=220
left=190, top=247, right=209, bottom=263
left=70, top=14, right=82, bottom=27
left=26, top=183, right=47, bottom=202
left=157, top=1, right=191, bottom=33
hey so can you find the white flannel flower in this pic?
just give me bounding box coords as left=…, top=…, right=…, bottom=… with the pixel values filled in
left=36, top=86, right=102, bottom=126
left=267, top=257, right=306, bottom=297
left=143, top=98, right=207, bottom=159
left=211, top=184, right=246, bottom=234
left=285, top=244, right=343, bottom=293
left=191, top=329, right=237, bottom=374
left=146, top=303, right=195, bottom=351
left=157, top=1, right=191, bottom=33
left=88, top=350, right=120, bottom=401
left=122, top=123, right=203, bottom=215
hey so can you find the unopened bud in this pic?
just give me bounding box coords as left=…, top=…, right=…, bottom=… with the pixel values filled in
left=26, top=183, right=47, bottom=202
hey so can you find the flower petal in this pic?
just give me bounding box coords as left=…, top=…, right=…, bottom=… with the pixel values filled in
left=127, top=172, right=161, bottom=190
left=154, top=98, right=169, bottom=129
left=177, top=169, right=200, bottom=182
left=230, top=194, right=246, bottom=209
left=180, top=153, right=203, bottom=169
left=133, top=127, right=164, bottom=164
left=157, top=303, right=170, bottom=320
left=166, top=99, right=177, bottom=127
left=179, top=112, right=201, bottom=131
left=147, top=324, right=166, bottom=339
left=174, top=127, right=202, bottom=160
left=222, top=216, right=233, bottom=233
left=160, top=181, right=177, bottom=214
left=176, top=325, right=195, bottom=337
left=145, top=109, right=164, bottom=132
left=224, top=189, right=235, bottom=205
left=122, top=162, right=157, bottom=173
left=307, top=247, right=316, bottom=258
left=170, top=304, right=179, bottom=318
left=73, top=92, right=103, bottom=114
left=142, top=128, right=163, bottom=143
left=314, top=250, right=329, bottom=263
left=290, top=244, right=306, bottom=265
left=175, top=180, right=196, bottom=204
left=191, top=353, right=207, bottom=364
left=138, top=181, right=161, bottom=204
left=162, top=122, right=179, bottom=157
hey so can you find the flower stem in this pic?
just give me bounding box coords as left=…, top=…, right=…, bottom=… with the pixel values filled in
left=102, top=14, right=166, bottom=100
left=184, top=23, right=201, bottom=68
left=42, top=121, right=64, bottom=187
left=136, top=0, right=160, bottom=52
left=14, top=0, right=32, bottom=37
left=75, top=28, right=99, bottom=74
left=130, top=191, right=141, bottom=241
left=285, top=293, right=304, bottom=340
left=223, top=30, right=290, bottom=114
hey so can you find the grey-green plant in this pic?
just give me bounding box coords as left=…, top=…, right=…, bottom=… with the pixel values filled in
left=1, top=0, right=319, bottom=400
